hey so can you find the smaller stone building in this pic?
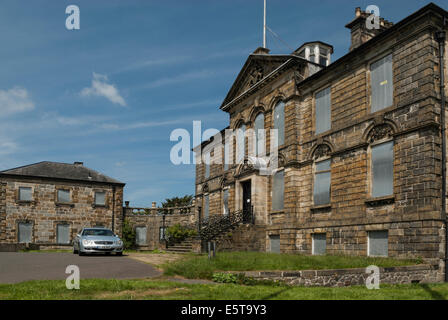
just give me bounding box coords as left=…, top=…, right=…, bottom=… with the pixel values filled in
left=0, top=161, right=125, bottom=248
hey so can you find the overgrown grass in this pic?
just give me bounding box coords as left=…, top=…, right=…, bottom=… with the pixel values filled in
left=163, top=252, right=423, bottom=280
left=0, top=279, right=446, bottom=300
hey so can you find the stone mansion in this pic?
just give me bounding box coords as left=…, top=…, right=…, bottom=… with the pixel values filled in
left=193, top=3, right=448, bottom=267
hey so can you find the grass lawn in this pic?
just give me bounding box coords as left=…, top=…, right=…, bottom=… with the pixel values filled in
left=162, top=252, right=423, bottom=280
left=0, top=279, right=446, bottom=300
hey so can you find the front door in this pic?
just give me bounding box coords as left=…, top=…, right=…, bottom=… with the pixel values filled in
left=242, top=180, right=251, bottom=223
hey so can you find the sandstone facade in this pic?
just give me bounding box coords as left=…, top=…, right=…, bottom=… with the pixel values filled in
left=194, top=4, right=448, bottom=266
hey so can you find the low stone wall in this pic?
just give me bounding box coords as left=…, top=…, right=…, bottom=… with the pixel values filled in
left=233, top=265, right=441, bottom=287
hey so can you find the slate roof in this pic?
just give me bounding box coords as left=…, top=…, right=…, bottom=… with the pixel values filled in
left=0, top=161, right=125, bottom=185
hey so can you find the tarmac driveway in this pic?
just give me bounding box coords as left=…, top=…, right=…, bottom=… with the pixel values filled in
left=0, top=252, right=162, bottom=284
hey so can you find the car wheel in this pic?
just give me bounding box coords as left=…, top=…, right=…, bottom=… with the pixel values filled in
left=116, top=252, right=123, bottom=256
left=105, top=252, right=111, bottom=256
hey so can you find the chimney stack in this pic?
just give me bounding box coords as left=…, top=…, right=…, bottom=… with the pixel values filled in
left=345, top=7, right=393, bottom=51
left=152, top=201, right=157, bottom=208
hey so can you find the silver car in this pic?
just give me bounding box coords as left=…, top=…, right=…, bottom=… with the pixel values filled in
left=73, top=227, right=123, bottom=256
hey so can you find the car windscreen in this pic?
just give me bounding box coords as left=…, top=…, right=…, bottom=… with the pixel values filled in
left=82, top=229, right=114, bottom=236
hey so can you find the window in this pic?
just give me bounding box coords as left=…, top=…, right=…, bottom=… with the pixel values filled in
left=315, top=87, right=331, bottom=134
left=273, top=102, right=285, bottom=147
left=19, top=187, right=32, bottom=201
left=254, top=113, right=265, bottom=156
left=135, top=226, right=147, bottom=245
left=236, top=124, right=246, bottom=163
left=269, top=235, right=280, bottom=253
left=371, top=141, right=394, bottom=198
left=371, top=54, right=393, bottom=112
left=223, top=142, right=230, bottom=171
left=18, top=222, right=32, bottom=243
left=204, top=152, right=210, bottom=179
left=368, top=231, right=388, bottom=257
left=312, top=233, right=326, bottom=255
left=204, top=195, right=209, bottom=219
left=95, top=191, right=106, bottom=206
left=272, top=170, right=284, bottom=211
left=314, top=159, right=331, bottom=206
left=57, top=189, right=70, bottom=203
left=57, top=224, right=70, bottom=244
left=159, top=227, right=166, bottom=241
left=223, top=189, right=229, bottom=215
left=319, top=48, right=328, bottom=66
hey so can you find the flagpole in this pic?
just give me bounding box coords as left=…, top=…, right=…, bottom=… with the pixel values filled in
left=263, top=0, right=267, bottom=48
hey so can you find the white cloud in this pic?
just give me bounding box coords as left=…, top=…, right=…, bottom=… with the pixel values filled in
left=81, top=73, right=127, bottom=107
left=0, top=139, right=18, bottom=155
left=0, top=87, right=35, bottom=116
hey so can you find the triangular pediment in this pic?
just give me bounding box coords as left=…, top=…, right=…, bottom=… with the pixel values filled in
left=220, top=54, right=292, bottom=110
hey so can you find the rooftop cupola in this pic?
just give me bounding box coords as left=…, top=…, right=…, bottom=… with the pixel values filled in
left=293, top=41, right=334, bottom=66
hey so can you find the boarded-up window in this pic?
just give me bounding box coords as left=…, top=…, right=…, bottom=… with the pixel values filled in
left=312, top=233, right=326, bottom=255
left=204, top=195, right=209, bottom=219
left=269, top=235, right=280, bottom=253
left=272, top=170, right=284, bottom=211
left=254, top=113, right=265, bottom=156
left=315, top=87, right=331, bottom=134
left=18, top=222, right=32, bottom=243
left=95, top=191, right=106, bottom=206
left=19, top=187, right=32, bottom=201
left=314, top=159, right=331, bottom=205
left=371, top=54, right=393, bottom=112
left=368, top=231, right=388, bottom=257
left=159, top=227, right=166, bottom=240
left=223, top=189, right=229, bottom=215
left=135, top=227, right=147, bottom=245
left=57, top=189, right=70, bottom=203
left=224, top=141, right=230, bottom=171
left=273, top=102, right=285, bottom=146
left=204, top=152, right=210, bottom=178
left=236, top=124, right=246, bottom=163
left=57, top=224, right=70, bottom=244
left=372, top=141, right=394, bottom=198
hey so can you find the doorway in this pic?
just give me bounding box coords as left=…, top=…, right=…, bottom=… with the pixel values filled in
left=241, top=180, right=252, bottom=223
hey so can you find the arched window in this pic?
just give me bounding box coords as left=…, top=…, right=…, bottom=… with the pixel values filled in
left=273, top=102, right=285, bottom=147
left=236, top=124, right=246, bottom=163
left=254, top=113, right=265, bottom=156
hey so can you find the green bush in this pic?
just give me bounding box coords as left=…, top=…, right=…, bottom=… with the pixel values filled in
left=212, top=273, right=278, bottom=286
left=166, top=224, right=197, bottom=243
left=121, top=219, right=136, bottom=249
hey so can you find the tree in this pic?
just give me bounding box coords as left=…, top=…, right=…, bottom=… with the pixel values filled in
left=161, top=195, right=193, bottom=208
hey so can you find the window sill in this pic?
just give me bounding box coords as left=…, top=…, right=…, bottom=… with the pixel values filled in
left=92, top=204, right=108, bottom=208
left=270, top=210, right=285, bottom=215
left=16, top=200, right=35, bottom=205
left=365, top=196, right=395, bottom=207
left=311, top=204, right=331, bottom=212
left=55, top=202, right=75, bottom=208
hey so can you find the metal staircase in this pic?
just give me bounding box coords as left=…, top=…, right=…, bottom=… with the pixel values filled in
left=165, top=208, right=254, bottom=252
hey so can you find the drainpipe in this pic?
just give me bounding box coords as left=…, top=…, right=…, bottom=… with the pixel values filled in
left=435, top=30, right=447, bottom=282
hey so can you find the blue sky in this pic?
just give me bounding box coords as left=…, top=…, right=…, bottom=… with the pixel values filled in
left=0, top=0, right=445, bottom=207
